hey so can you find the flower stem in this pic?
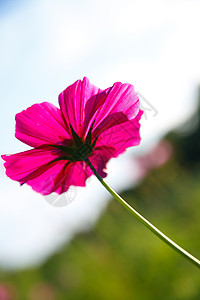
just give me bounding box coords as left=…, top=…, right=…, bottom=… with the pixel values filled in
left=85, top=158, right=200, bottom=269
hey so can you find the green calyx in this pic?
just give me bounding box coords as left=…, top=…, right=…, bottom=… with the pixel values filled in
left=48, top=121, right=98, bottom=167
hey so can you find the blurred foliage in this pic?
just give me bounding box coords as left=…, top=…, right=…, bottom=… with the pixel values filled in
left=166, top=87, right=200, bottom=168
left=1, top=96, right=200, bottom=299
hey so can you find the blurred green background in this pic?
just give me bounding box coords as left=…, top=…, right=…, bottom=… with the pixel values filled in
left=0, top=93, right=200, bottom=300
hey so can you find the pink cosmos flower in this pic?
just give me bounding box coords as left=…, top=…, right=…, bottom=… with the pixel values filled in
left=2, top=77, right=143, bottom=195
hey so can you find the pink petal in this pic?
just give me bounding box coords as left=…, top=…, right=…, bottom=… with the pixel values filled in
left=59, top=78, right=139, bottom=139
left=89, top=146, right=116, bottom=178
left=95, top=110, right=143, bottom=158
left=59, top=77, right=102, bottom=137
left=2, top=148, right=63, bottom=182
left=89, top=82, right=140, bottom=137
left=1, top=147, right=92, bottom=195
left=15, top=102, right=70, bottom=147
left=54, top=161, right=92, bottom=194
left=28, top=161, right=92, bottom=195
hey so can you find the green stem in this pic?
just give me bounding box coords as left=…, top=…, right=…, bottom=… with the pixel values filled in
left=85, top=158, right=200, bottom=269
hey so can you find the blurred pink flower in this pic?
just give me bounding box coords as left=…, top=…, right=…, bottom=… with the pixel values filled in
left=0, top=283, right=16, bottom=300
left=136, top=140, right=173, bottom=179
left=2, top=77, right=143, bottom=195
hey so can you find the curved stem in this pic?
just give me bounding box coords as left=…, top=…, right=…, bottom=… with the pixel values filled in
left=85, top=158, right=200, bottom=269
